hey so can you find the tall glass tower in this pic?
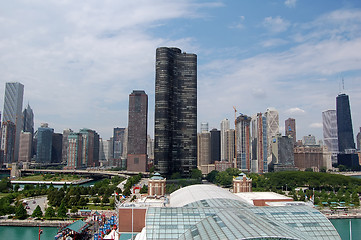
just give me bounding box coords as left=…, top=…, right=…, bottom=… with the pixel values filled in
left=154, top=47, right=197, bottom=177
left=2, top=82, right=24, bottom=162
left=336, top=93, right=355, bottom=152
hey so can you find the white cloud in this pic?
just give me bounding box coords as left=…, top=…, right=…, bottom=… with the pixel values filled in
left=310, top=123, right=323, bottom=128
left=229, top=16, right=245, bottom=29
left=263, top=16, right=290, bottom=33
left=285, top=0, right=297, bottom=8
left=285, top=108, right=306, bottom=115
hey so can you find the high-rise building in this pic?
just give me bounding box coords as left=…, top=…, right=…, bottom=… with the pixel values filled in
left=79, top=128, right=100, bottom=168
left=285, top=118, right=296, bottom=144
left=322, top=110, right=338, bottom=164
left=336, top=93, right=355, bottom=152
left=357, top=128, right=361, bottom=151
left=18, top=131, right=32, bottom=162
left=113, top=127, right=127, bottom=166
left=235, top=114, right=251, bottom=171
left=36, top=123, right=54, bottom=163
left=147, top=135, right=154, bottom=161
left=61, top=129, right=73, bottom=164
left=66, top=133, right=83, bottom=169
left=200, top=122, right=209, bottom=133
left=251, top=113, right=268, bottom=173
left=302, top=134, right=317, bottom=146
left=197, top=131, right=211, bottom=172
left=2, top=82, right=24, bottom=162
left=127, top=90, right=148, bottom=172
left=220, top=119, right=230, bottom=161
left=269, top=134, right=295, bottom=171
left=154, top=47, right=197, bottom=177
left=1, top=121, right=16, bottom=164
left=210, top=128, right=221, bottom=163
left=51, top=133, right=63, bottom=163
left=265, top=108, right=279, bottom=157
left=22, top=104, right=34, bottom=135
left=226, top=129, right=235, bottom=164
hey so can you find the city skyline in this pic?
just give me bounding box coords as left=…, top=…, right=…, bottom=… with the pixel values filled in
left=0, top=1, right=360, bottom=141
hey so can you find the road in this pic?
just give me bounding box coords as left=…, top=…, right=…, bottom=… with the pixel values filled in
left=23, top=196, right=47, bottom=216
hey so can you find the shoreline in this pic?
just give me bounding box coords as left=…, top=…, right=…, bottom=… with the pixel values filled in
left=11, top=178, right=92, bottom=185
left=0, top=219, right=74, bottom=227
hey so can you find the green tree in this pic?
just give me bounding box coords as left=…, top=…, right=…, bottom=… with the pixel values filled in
left=70, top=206, right=78, bottom=214
left=171, top=172, right=181, bottom=179
left=191, top=168, right=203, bottom=179
left=140, top=185, right=148, bottom=194
left=57, top=203, right=67, bottom=218
left=206, top=170, right=219, bottom=183
left=319, top=166, right=327, bottom=173
left=32, top=205, right=43, bottom=218
left=15, top=204, right=27, bottom=219
left=14, top=184, right=20, bottom=192
left=45, top=206, right=56, bottom=218
left=215, top=171, right=232, bottom=186
left=93, top=197, right=101, bottom=205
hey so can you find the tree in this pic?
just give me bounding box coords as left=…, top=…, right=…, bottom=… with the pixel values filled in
left=191, top=168, right=203, bottom=180
left=70, top=206, right=78, bottom=214
left=57, top=203, right=67, bottom=218
left=45, top=206, right=56, bottom=218
left=93, top=197, right=101, bottom=206
left=32, top=205, right=43, bottom=218
left=320, top=166, right=327, bottom=173
left=15, top=204, right=27, bottom=219
left=171, top=172, right=181, bottom=179
left=140, top=185, right=148, bottom=194
left=206, top=170, right=219, bottom=183
left=215, top=171, right=232, bottom=186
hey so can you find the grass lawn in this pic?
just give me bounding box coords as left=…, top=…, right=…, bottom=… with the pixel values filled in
left=17, top=174, right=85, bottom=182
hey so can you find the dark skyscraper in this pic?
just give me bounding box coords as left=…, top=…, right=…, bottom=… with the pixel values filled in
left=336, top=93, right=355, bottom=152
left=127, top=90, right=148, bottom=172
left=210, top=128, right=221, bottom=163
left=154, top=47, right=197, bottom=177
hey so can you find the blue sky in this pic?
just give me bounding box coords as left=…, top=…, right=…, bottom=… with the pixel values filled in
left=1, top=0, right=361, bottom=142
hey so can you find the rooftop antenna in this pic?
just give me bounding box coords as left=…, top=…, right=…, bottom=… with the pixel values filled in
left=342, top=78, right=345, bottom=92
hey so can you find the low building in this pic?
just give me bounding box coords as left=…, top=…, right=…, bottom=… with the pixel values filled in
left=233, top=173, right=252, bottom=193
left=294, top=146, right=329, bottom=171
left=148, top=173, right=166, bottom=196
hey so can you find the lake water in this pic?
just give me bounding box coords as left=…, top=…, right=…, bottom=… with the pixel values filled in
left=0, top=218, right=360, bottom=239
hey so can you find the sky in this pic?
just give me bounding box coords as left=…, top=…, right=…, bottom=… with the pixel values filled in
left=1, top=0, right=361, bottom=142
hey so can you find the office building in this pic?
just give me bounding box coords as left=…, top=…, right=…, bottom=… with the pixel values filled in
left=2, top=82, right=24, bottom=162
left=251, top=113, right=268, bottom=173
left=210, top=128, right=220, bottom=163
left=294, top=146, right=331, bottom=171
left=18, top=131, right=32, bottom=162
left=154, top=47, right=197, bottom=177
left=200, top=122, right=209, bottom=132
left=22, top=104, right=34, bottom=135
left=226, top=129, right=235, bottom=165
left=322, top=110, right=338, bottom=164
left=147, top=135, right=154, bottom=161
left=220, top=119, right=230, bottom=161
left=265, top=108, right=279, bottom=157
left=235, top=114, right=251, bottom=171
left=113, top=127, right=127, bottom=166
left=285, top=118, right=296, bottom=144
left=79, top=128, right=100, bottom=167
left=36, top=123, right=54, bottom=163
left=127, top=90, right=148, bottom=172
left=1, top=121, right=16, bottom=164
left=269, top=134, right=296, bottom=171
left=336, top=93, right=355, bottom=152
left=51, top=133, right=63, bottom=163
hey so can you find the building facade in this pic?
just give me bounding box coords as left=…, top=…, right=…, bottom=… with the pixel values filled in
left=113, top=127, right=127, bottom=167
left=154, top=47, right=197, bottom=177
left=233, top=173, right=252, bottom=193
left=61, top=129, right=73, bottom=164
left=285, top=118, right=296, bottom=144
left=36, top=123, right=54, bottom=163
left=51, top=133, right=63, bottom=163
left=251, top=113, right=268, bottom=173
left=79, top=128, right=100, bottom=168
left=235, top=114, right=251, bottom=171
left=1, top=121, right=16, bottom=164
left=270, top=134, right=295, bottom=171
left=226, top=129, right=235, bottom=165
left=66, top=133, right=83, bottom=169
left=2, top=82, right=24, bottom=162
left=265, top=108, right=279, bottom=157
left=302, top=134, right=317, bottom=146
left=357, top=127, right=361, bottom=151
left=336, top=93, right=355, bottom=152
left=210, top=128, right=220, bottom=163
left=127, top=90, right=148, bottom=172
left=322, top=110, right=338, bottom=164
left=220, top=119, right=230, bottom=161
left=197, top=131, right=211, bottom=174
left=18, top=131, right=32, bottom=162
left=22, top=104, right=34, bottom=135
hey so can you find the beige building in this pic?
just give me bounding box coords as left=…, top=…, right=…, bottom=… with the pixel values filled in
left=18, top=131, right=32, bottom=162
left=148, top=173, right=166, bottom=196
left=233, top=173, right=252, bottom=193
left=197, top=131, right=211, bottom=174
left=294, top=146, right=331, bottom=171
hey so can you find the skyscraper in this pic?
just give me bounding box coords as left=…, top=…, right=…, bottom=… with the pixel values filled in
left=127, top=90, right=148, bottom=172
left=36, top=123, right=54, bottom=163
left=197, top=131, right=211, bottom=171
left=1, top=121, right=16, bottom=164
left=265, top=108, right=279, bottom=157
left=66, top=133, right=83, bottom=169
left=22, top=103, right=34, bottom=135
left=220, top=119, right=230, bottom=161
left=336, top=93, right=355, bottom=152
left=251, top=113, right=268, bottom=173
left=235, top=114, right=251, bottom=171
left=285, top=118, right=296, bottom=144
left=2, top=82, right=24, bottom=162
left=79, top=128, right=100, bottom=168
left=62, top=129, right=73, bottom=164
left=357, top=128, right=361, bottom=151
left=322, top=110, right=338, bottom=158
left=154, top=47, right=197, bottom=177
left=210, top=128, right=221, bottom=163
left=18, top=131, right=32, bottom=162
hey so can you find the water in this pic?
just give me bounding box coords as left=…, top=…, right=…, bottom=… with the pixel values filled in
left=0, top=226, right=59, bottom=240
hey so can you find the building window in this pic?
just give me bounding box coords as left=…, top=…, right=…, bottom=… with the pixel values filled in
left=134, top=158, right=139, bottom=164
